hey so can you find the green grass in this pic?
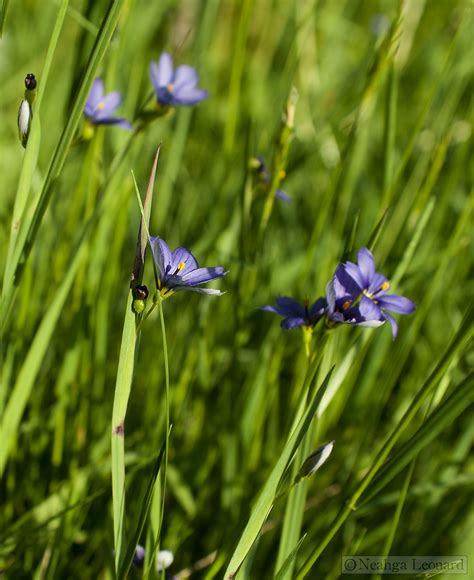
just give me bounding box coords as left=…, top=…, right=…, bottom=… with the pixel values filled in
left=0, top=1, right=472, bottom=579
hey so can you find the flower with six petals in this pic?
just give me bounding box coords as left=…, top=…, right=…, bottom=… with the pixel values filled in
left=150, top=237, right=227, bottom=298
left=84, top=78, right=131, bottom=129
left=326, top=247, right=415, bottom=338
left=149, top=52, right=208, bottom=107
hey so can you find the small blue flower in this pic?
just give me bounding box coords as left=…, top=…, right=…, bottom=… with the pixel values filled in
left=133, top=545, right=145, bottom=569
left=150, top=237, right=227, bottom=298
left=261, top=296, right=327, bottom=330
left=149, top=52, right=208, bottom=107
left=326, top=247, right=416, bottom=338
left=84, top=78, right=132, bottom=129
left=253, top=157, right=292, bottom=203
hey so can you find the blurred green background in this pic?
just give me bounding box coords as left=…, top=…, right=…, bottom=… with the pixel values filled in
left=0, top=0, right=472, bottom=578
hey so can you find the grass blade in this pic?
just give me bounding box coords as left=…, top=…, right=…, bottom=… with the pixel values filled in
left=111, top=149, right=160, bottom=571
left=223, top=366, right=334, bottom=579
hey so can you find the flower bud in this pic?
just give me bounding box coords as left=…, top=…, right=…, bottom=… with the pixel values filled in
left=295, top=441, right=334, bottom=483
left=132, top=285, right=149, bottom=314
left=132, top=299, right=145, bottom=314
left=25, top=73, right=37, bottom=91
left=133, top=544, right=145, bottom=569
left=17, top=99, right=32, bottom=148
left=156, top=549, right=174, bottom=573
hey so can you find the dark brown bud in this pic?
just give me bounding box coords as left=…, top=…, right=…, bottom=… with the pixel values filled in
left=25, top=74, right=37, bottom=91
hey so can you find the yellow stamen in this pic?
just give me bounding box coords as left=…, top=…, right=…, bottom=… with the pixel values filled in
left=97, top=101, right=105, bottom=110
left=381, top=281, right=390, bottom=291
left=363, top=289, right=373, bottom=299
left=177, top=261, right=186, bottom=271
left=342, top=300, right=352, bottom=310
left=160, top=287, right=174, bottom=299
left=167, top=83, right=174, bottom=93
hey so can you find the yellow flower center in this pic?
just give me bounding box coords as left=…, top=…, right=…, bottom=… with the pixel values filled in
left=160, top=287, right=175, bottom=299
left=167, top=83, right=174, bottom=93
left=363, top=289, right=373, bottom=299
left=96, top=101, right=105, bottom=110
left=363, top=281, right=390, bottom=300
left=342, top=300, right=352, bottom=310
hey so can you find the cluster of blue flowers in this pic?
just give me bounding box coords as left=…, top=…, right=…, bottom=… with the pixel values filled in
left=262, top=247, right=415, bottom=338
left=83, top=52, right=415, bottom=338
left=83, top=52, right=208, bottom=129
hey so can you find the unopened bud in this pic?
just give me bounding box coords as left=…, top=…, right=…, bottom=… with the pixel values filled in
left=17, top=100, right=32, bottom=148
left=156, top=549, right=174, bottom=572
left=133, top=545, right=145, bottom=569
left=24, top=73, right=37, bottom=91
left=132, top=285, right=149, bottom=314
left=295, top=441, right=334, bottom=483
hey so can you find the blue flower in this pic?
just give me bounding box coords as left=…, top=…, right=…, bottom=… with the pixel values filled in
left=261, top=296, right=327, bottom=330
left=133, top=545, right=145, bottom=569
left=150, top=237, right=227, bottom=298
left=326, top=248, right=416, bottom=338
left=253, top=156, right=292, bottom=203
left=149, top=53, right=208, bottom=107
left=84, top=78, right=132, bottom=129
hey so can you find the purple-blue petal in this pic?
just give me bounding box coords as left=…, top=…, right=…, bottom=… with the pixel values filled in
left=377, top=294, right=416, bottom=314
left=275, top=189, right=292, bottom=203
left=383, top=311, right=399, bottom=338
left=173, top=86, right=208, bottom=105
left=156, top=53, right=174, bottom=86
left=309, top=297, right=327, bottom=318
left=334, top=264, right=362, bottom=300
left=114, top=118, right=133, bottom=129
left=181, top=267, right=226, bottom=286
left=260, top=304, right=282, bottom=315
left=357, top=248, right=376, bottom=286
left=94, top=91, right=122, bottom=116
left=343, top=261, right=365, bottom=292
left=360, top=295, right=382, bottom=321
left=368, top=272, right=389, bottom=295
left=86, top=78, right=104, bottom=110
left=275, top=296, right=306, bottom=317
left=92, top=117, right=132, bottom=129
left=150, top=237, right=173, bottom=279
left=171, top=247, right=198, bottom=275
left=173, top=65, right=198, bottom=90
left=281, top=317, right=306, bottom=330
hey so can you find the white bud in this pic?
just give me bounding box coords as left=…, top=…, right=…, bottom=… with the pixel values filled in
left=156, top=549, right=174, bottom=572
left=296, top=441, right=334, bottom=482
left=18, top=99, right=32, bottom=147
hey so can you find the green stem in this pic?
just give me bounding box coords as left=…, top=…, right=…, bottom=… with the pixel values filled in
left=158, top=298, right=170, bottom=519
left=144, top=298, right=170, bottom=577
